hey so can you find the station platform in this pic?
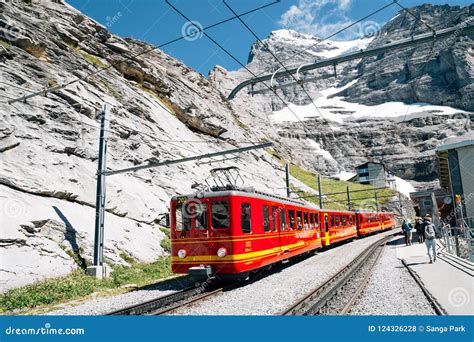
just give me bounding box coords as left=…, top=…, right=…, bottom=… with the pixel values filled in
left=395, top=239, right=473, bottom=315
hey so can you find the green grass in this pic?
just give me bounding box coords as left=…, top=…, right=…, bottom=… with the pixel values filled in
left=288, top=163, right=396, bottom=211
left=66, top=42, right=108, bottom=69
left=47, top=79, right=57, bottom=88
left=0, top=39, right=11, bottom=49
left=159, top=227, right=171, bottom=253
left=100, top=79, right=122, bottom=100
left=76, top=50, right=108, bottom=68
left=0, top=257, right=172, bottom=313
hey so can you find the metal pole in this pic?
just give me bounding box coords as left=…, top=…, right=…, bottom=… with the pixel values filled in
left=318, top=174, right=323, bottom=209
left=285, top=163, right=290, bottom=198
left=346, top=185, right=351, bottom=211
left=375, top=192, right=379, bottom=212
left=93, top=105, right=109, bottom=270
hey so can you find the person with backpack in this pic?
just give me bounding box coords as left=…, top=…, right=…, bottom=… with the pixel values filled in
left=402, top=219, right=413, bottom=246
left=415, top=217, right=425, bottom=243
left=423, top=214, right=437, bottom=263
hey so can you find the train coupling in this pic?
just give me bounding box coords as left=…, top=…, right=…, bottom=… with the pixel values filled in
left=189, top=265, right=213, bottom=278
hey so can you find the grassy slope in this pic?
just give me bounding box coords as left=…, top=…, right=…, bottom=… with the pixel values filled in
left=0, top=257, right=173, bottom=313
left=289, top=164, right=396, bottom=211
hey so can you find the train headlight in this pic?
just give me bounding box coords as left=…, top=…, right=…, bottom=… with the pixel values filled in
left=177, top=249, right=187, bottom=259
left=217, top=247, right=227, bottom=258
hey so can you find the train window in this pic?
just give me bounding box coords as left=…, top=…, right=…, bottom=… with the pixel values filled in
left=297, top=211, right=303, bottom=230
left=315, top=214, right=319, bottom=229
left=263, top=206, right=270, bottom=233
left=330, top=215, right=335, bottom=227
left=335, top=215, right=339, bottom=227
left=309, top=213, right=314, bottom=229
left=343, top=216, right=347, bottom=226
left=288, top=210, right=295, bottom=230
left=211, top=201, right=229, bottom=229
left=176, top=205, right=192, bottom=231
left=195, top=203, right=207, bottom=230
left=304, top=212, right=309, bottom=230
left=280, top=208, right=286, bottom=231
left=272, top=207, right=278, bottom=231
left=241, top=203, right=251, bottom=234
left=174, top=206, right=182, bottom=231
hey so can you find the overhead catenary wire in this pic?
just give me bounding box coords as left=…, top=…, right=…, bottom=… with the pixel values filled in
left=222, top=0, right=335, bottom=134
left=6, top=0, right=281, bottom=105
left=165, top=0, right=315, bottom=136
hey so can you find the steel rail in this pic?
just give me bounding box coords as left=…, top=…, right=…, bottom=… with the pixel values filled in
left=107, top=284, right=204, bottom=316
left=228, top=24, right=474, bottom=99
left=281, top=232, right=396, bottom=315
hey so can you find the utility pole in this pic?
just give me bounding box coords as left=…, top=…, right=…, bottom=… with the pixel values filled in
left=285, top=163, right=290, bottom=198
left=87, top=104, right=109, bottom=279
left=375, top=192, right=379, bottom=212
left=317, top=174, right=323, bottom=209
left=346, top=185, right=351, bottom=211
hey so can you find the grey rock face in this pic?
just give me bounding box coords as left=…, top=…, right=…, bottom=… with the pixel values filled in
left=337, top=4, right=474, bottom=111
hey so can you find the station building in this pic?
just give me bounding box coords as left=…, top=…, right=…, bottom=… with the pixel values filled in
left=436, top=132, right=474, bottom=228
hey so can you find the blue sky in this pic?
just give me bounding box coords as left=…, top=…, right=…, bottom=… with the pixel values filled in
left=66, top=0, right=471, bottom=75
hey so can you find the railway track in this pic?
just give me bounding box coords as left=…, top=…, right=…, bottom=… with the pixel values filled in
left=107, top=280, right=217, bottom=316
left=107, top=280, right=239, bottom=316
left=282, top=233, right=396, bottom=315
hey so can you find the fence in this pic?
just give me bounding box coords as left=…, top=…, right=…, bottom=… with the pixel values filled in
left=439, top=220, right=473, bottom=262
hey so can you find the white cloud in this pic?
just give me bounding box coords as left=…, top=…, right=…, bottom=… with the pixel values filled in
left=278, top=0, right=377, bottom=40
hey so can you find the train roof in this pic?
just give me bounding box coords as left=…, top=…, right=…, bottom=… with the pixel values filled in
left=171, top=188, right=320, bottom=208
left=171, top=189, right=393, bottom=215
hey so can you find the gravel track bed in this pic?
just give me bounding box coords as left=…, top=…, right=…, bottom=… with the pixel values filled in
left=169, top=230, right=397, bottom=315
left=46, top=277, right=193, bottom=316
left=320, top=244, right=382, bottom=314
left=350, top=236, right=436, bottom=315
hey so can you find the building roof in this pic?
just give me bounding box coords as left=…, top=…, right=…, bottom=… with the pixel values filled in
left=355, top=161, right=386, bottom=169
left=437, top=131, right=474, bottom=152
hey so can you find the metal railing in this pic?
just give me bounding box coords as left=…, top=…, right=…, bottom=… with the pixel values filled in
left=439, top=221, right=473, bottom=262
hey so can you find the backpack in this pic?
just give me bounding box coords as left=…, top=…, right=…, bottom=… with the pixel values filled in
left=425, top=223, right=436, bottom=240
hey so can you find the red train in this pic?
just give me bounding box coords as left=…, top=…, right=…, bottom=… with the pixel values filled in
left=170, top=189, right=396, bottom=279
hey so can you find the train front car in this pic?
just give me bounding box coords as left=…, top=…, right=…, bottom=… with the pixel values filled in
left=170, top=191, right=236, bottom=279
left=170, top=190, right=322, bottom=280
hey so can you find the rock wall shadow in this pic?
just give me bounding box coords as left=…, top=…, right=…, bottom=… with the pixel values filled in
left=53, top=206, right=88, bottom=270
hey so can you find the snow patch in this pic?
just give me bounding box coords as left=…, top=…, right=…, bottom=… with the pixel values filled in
left=307, top=140, right=336, bottom=162
left=333, top=171, right=356, bottom=181
left=270, top=81, right=469, bottom=124
left=394, top=176, right=416, bottom=197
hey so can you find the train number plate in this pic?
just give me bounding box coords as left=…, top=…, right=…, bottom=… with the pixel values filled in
left=176, top=196, right=188, bottom=204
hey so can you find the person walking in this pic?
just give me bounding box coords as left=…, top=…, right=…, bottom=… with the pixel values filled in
left=415, top=217, right=425, bottom=243
left=402, top=219, right=413, bottom=246
left=424, top=214, right=437, bottom=263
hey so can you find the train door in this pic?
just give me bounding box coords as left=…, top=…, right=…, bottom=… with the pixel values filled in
left=323, top=213, right=330, bottom=246
left=281, top=208, right=297, bottom=253
left=277, top=206, right=288, bottom=253
left=181, top=197, right=212, bottom=261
